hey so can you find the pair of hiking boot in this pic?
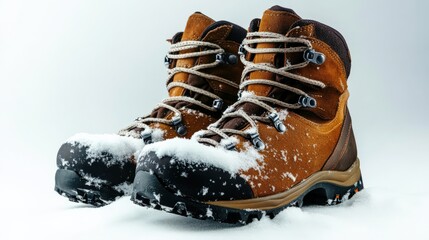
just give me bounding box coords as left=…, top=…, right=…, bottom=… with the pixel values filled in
left=55, top=6, right=363, bottom=224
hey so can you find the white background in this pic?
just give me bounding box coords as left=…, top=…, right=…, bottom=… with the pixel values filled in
left=1, top=0, right=428, bottom=239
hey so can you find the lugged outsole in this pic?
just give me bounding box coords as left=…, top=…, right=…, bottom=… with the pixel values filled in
left=55, top=169, right=127, bottom=207
left=131, top=171, right=364, bottom=224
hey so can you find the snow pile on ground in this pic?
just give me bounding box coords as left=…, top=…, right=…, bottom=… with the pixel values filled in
left=1, top=182, right=427, bottom=240
left=140, top=137, right=262, bottom=174
left=67, top=133, right=145, bottom=158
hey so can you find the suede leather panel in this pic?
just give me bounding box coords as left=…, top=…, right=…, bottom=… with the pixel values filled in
left=237, top=92, right=349, bottom=198
left=197, top=25, right=244, bottom=106
left=169, top=13, right=215, bottom=97
left=247, top=9, right=301, bottom=96
left=290, top=20, right=352, bottom=78
left=287, top=24, right=347, bottom=120
left=322, top=107, right=357, bottom=171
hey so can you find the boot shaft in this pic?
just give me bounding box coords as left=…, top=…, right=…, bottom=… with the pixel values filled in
left=246, top=7, right=301, bottom=97
left=286, top=20, right=352, bottom=120
left=166, top=12, right=246, bottom=111
left=243, top=13, right=351, bottom=121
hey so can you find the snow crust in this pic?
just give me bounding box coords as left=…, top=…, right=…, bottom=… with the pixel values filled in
left=66, top=133, right=145, bottom=158
left=140, top=138, right=262, bottom=174
left=113, top=182, right=134, bottom=195
left=151, top=128, right=166, bottom=142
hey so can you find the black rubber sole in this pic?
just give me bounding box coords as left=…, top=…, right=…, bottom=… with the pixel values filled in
left=55, top=169, right=128, bottom=207
left=131, top=171, right=364, bottom=224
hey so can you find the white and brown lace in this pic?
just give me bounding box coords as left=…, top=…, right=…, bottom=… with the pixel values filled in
left=195, top=32, right=325, bottom=150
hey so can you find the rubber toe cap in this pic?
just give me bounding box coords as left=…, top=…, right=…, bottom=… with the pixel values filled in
left=137, top=151, right=254, bottom=202
left=56, top=142, right=135, bottom=185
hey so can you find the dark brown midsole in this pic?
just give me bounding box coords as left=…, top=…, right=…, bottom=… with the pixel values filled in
left=206, top=159, right=361, bottom=210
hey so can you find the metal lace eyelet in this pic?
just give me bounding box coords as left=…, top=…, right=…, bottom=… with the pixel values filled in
left=268, top=112, right=286, bottom=133
left=224, top=142, right=237, bottom=151
left=141, top=129, right=153, bottom=144
left=215, top=53, right=238, bottom=65
left=164, top=55, right=172, bottom=67
left=212, top=99, right=224, bottom=111
left=171, top=116, right=187, bottom=136
left=249, top=132, right=265, bottom=150
left=227, top=54, right=238, bottom=64
left=298, top=95, right=317, bottom=108
left=238, top=44, right=247, bottom=56
left=237, top=90, right=243, bottom=100
left=303, top=49, right=325, bottom=65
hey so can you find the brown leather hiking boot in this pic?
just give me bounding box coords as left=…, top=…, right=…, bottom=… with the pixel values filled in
left=132, top=6, right=363, bottom=224
left=54, top=12, right=246, bottom=206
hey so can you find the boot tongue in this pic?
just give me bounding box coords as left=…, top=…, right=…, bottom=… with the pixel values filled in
left=181, top=12, right=215, bottom=41
left=201, top=7, right=303, bottom=143
left=151, top=16, right=247, bottom=120
left=169, top=12, right=215, bottom=97
left=212, top=7, right=301, bottom=136
left=247, top=6, right=301, bottom=96
left=169, top=20, right=246, bottom=112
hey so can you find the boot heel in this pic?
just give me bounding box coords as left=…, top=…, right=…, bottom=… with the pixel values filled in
left=325, top=176, right=364, bottom=205
left=301, top=175, right=364, bottom=206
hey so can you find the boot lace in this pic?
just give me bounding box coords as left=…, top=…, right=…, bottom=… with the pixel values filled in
left=195, top=32, right=326, bottom=150
left=119, top=40, right=239, bottom=140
